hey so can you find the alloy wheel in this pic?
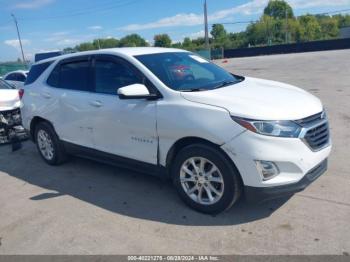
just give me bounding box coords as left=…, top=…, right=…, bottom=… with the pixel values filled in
left=180, top=157, right=224, bottom=205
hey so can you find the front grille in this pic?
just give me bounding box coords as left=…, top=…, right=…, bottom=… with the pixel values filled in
left=295, top=111, right=330, bottom=151
left=295, top=112, right=323, bottom=127
left=304, top=122, right=330, bottom=150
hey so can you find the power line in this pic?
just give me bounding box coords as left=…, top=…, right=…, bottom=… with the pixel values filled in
left=318, top=8, right=350, bottom=15
left=209, top=8, right=350, bottom=27
left=211, top=21, right=258, bottom=25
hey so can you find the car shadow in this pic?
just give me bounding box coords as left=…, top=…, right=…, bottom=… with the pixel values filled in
left=0, top=142, right=290, bottom=226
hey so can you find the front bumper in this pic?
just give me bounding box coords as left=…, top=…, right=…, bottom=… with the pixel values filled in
left=0, top=108, right=28, bottom=144
left=244, top=158, right=328, bottom=202
left=221, top=126, right=331, bottom=203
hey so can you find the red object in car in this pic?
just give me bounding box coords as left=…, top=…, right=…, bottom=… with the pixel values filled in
left=18, top=89, right=24, bottom=100
left=170, top=65, right=194, bottom=80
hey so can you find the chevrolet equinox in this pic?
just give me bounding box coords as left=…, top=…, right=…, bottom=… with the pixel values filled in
left=22, top=48, right=331, bottom=214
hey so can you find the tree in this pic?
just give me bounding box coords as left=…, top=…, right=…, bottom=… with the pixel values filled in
left=264, top=0, right=294, bottom=19
left=171, top=42, right=182, bottom=49
left=211, top=24, right=228, bottom=47
left=93, top=38, right=119, bottom=49
left=334, top=14, right=350, bottom=28
left=119, top=34, right=149, bottom=47
left=154, top=34, right=172, bottom=47
left=76, top=42, right=95, bottom=51
left=298, top=15, right=322, bottom=42
left=246, top=15, right=277, bottom=46
left=227, top=32, right=248, bottom=48
left=317, top=15, right=339, bottom=39
left=59, top=6, right=350, bottom=54
left=63, top=47, right=76, bottom=53
left=182, top=37, right=195, bottom=50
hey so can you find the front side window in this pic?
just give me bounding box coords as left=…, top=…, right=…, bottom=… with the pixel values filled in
left=94, top=59, right=142, bottom=95
left=135, top=52, right=242, bottom=91
left=60, top=60, right=90, bottom=91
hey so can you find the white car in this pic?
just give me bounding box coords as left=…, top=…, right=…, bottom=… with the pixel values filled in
left=21, top=48, right=331, bottom=214
left=3, top=70, right=29, bottom=89
left=0, top=79, right=25, bottom=144
left=0, top=79, right=22, bottom=111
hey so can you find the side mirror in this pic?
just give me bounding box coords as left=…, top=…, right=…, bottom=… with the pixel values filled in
left=117, top=84, right=159, bottom=100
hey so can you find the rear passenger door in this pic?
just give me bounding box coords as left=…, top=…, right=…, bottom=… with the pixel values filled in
left=46, top=56, right=96, bottom=148
left=88, top=55, right=158, bottom=164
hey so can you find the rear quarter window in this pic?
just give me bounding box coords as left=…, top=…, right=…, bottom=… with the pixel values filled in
left=4, top=73, right=16, bottom=81
left=25, top=61, right=53, bottom=85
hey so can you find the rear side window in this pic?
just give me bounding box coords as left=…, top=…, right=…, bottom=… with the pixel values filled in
left=60, top=60, right=90, bottom=91
left=47, top=66, right=59, bottom=87
left=5, top=73, right=16, bottom=81
left=25, top=62, right=52, bottom=85
left=17, top=73, right=26, bottom=82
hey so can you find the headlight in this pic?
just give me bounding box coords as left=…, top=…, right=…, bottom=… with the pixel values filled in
left=232, top=117, right=302, bottom=138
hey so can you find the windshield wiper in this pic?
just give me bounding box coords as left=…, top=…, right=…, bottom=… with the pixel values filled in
left=179, top=88, right=208, bottom=92
left=212, top=80, right=239, bottom=90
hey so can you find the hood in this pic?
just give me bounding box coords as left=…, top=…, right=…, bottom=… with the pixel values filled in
left=181, top=77, right=323, bottom=120
left=0, top=90, right=21, bottom=111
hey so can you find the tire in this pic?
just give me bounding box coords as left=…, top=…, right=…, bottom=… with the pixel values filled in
left=172, top=143, right=242, bottom=214
left=34, top=121, right=67, bottom=165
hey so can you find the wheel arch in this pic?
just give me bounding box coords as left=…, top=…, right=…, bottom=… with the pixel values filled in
left=165, top=136, right=243, bottom=184
left=30, top=116, right=55, bottom=142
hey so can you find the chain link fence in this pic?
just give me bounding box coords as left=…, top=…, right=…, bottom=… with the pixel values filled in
left=0, top=63, right=27, bottom=77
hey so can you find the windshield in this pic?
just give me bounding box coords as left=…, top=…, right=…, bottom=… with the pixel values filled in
left=135, top=52, right=242, bottom=91
left=0, top=79, right=15, bottom=90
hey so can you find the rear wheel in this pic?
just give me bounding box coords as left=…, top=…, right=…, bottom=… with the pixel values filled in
left=34, top=122, right=67, bottom=165
left=172, top=143, right=242, bottom=214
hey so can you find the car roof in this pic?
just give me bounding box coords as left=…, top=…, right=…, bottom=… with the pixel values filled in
left=5, top=70, right=29, bottom=75
left=34, top=47, right=189, bottom=65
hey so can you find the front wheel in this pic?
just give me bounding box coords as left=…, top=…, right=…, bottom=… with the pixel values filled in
left=172, top=144, right=242, bottom=214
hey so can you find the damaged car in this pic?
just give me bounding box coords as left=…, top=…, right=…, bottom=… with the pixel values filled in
left=0, top=79, right=27, bottom=146
left=21, top=48, right=331, bottom=214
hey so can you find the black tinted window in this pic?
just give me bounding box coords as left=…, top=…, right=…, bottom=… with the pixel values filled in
left=94, top=60, right=141, bottom=95
left=26, top=62, right=52, bottom=85
left=17, top=73, right=26, bottom=82
left=136, top=52, right=240, bottom=91
left=60, top=60, right=90, bottom=91
left=5, top=73, right=16, bottom=81
left=47, top=65, right=59, bottom=87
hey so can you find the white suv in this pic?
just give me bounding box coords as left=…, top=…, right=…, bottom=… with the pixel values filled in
left=22, top=48, right=331, bottom=214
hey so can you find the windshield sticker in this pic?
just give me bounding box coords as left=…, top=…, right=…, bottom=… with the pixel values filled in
left=189, top=55, right=209, bottom=63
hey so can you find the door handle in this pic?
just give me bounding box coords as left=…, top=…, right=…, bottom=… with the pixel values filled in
left=42, top=92, right=51, bottom=99
left=89, top=100, right=103, bottom=108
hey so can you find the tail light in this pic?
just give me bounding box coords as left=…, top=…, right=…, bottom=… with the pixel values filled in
left=18, top=89, right=24, bottom=100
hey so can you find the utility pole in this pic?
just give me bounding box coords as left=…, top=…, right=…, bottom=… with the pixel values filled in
left=204, top=0, right=210, bottom=50
left=11, top=14, right=26, bottom=66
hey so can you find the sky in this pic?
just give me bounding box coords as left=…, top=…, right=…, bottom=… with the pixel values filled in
left=0, top=0, right=350, bottom=62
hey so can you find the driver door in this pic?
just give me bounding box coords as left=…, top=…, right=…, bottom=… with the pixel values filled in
left=88, top=55, right=158, bottom=165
